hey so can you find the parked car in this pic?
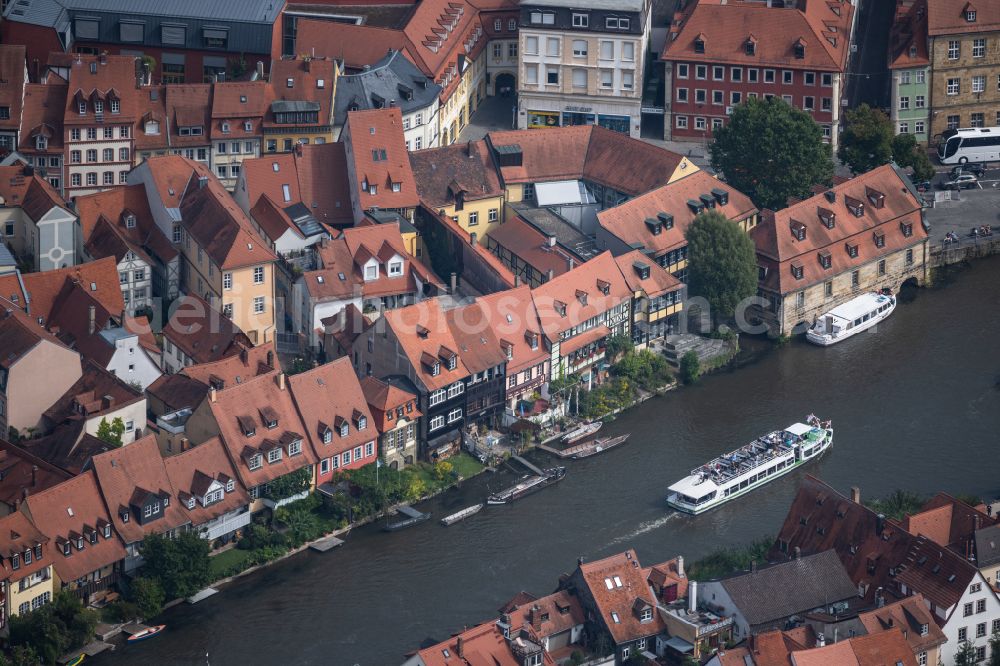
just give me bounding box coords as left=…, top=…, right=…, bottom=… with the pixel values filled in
left=950, top=164, right=986, bottom=178
left=942, top=174, right=979, bottom=190
left=915, top=180, right=932, bottom=192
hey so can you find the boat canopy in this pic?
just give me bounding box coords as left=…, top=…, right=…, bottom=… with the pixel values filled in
left=822, top=292, right=891, bottom=324
left=784, top=422, right=815, bottom=437
left=668, top=475, right=719, bottom=499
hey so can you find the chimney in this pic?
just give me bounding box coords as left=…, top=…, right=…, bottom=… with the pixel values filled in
left=514, top=275, right=521, bottom=287
left=256, top=61, right=265, bottom=79
left=876, top=587, right=885, bottom=608
left=816, top=633, right=825, bottom=648
left=530, top=604, right=542, bottom=630
left=278, top=372, right=286, bottom=391
left=267, top=350, right=274, bottom=367
left=546, top=269, right=554, bottom=282
left=31, top=465, right=37, bottom=487
left=295, top=142, right=304, bottom=157
left=450, top=272, right=457, bottom=294
left=567, top=258, right=575, bottom=271
left=688, top=580, right=697, bottom=613
left=577, top=557, right=584, bottom=566
left=303, top=58, right=311, bottom=72
left=209, top=386, right=218, bottom=403
left=88, top=305, right=96, bottom=335
left=676, top=555, right=685, bottom=578
left=180, top=436, right=189, bottom=451
left=456, top=636, right=464, bottom=658
left=470, top=232, right=477, bottom=247
left=794, top=546, right=801, bottom=560
left=851, top=486, right=861, bottom=504
left=547, top=235, right=557, bottom=248
left=876, top=513, right=886, bottom=537
left=240, top=347, right=249, bottom=364
left=99, top=52, right=107, bottom=65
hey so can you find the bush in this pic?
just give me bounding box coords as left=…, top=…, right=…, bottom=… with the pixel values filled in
left=140, top=531, right=211, bottom=600
left=129, top=577, right=165, bottom=619
left=264, top=467, right=312, bottom=501
left=433, top=460, right=454, bottom=481
left=865, top=489, right=927, bottom=520
left=612, top=349, right=673, bottom=390
left=9, top=591, right=98, bottom=665
left=689, top=536, right=774, bottom=580
left=679, top=351, right=701, bottom=385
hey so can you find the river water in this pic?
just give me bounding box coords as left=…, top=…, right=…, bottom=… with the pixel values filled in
left=101, top=258, right=1000, bottom=666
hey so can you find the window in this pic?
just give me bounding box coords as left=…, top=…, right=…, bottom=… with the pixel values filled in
left=899, top=96, right=910, bottom=110
left=694, top=117, right=706, bottom=130
left=851, top=270, right=860, bottom=287
left=677, top=87, right=689, bottom=102
left=267, top=448, right=281, bottom=463
left=676, top=115, right=688, bottom=129
left=712, top=90, right=723, bottom=105
left=468, top=211, right=479, bottom=226
left=525, top=36, right=538, bottom=56
left=288, top=440, right=302, bottom=456
left=546, top=38, right=559, bottom=57
left=695, top=64, right=707, bottom=80
left=878, top=259, right=886, bottom=276
left=72, top=174, right=81, bottom=187
left=365, top=442, right=374, bottom=457
left=253, top=296, right=265, bottom=314
left=447, top=408, right=462, bottom=423
left=430, top=415, right=445, bottom=431
left=764, top=69, right=775, bottom=83
left=86, top=149, right=97, bottom=163
left=973, top=75, right=986, bottom=93
left=525, top=64, right=538, bottom=85
left=948, top=40, right=960, bottom=59
left=87, top=128, right=97, bottom=139
left=509, top=19, right=516, bottom=31
left=71, top=128, right=81, bottom=141
left=695, top=89, right=706, bottom=103
left=803, top=95, right=814, bottom=110
left=102, top=148, right=113, bottom=161
left=977, top=622, right=987, bottom=638
left=915, top=121, right=925, bottom=134
left=622, top=42, right=635, bottom=61
left=606, top=17, right=629, bottom=30
left=572, top=68, right=587, bottom=88
left=223, top=272, right=232, bottom=290
left=488, top=208, right=499, bottom=222
left=973, top=38, right=986, bottom=58
left=972, top=112, right=985, bottom=128
left=677, top=64, right=688, bottom=79
left=253, top=266, right=264, bottom=284
left=748, top=68, right=759, bottom=83
left=947, top=78, right=960, bottom=95
left=906, top=249, right=914, bottom=265
left=977, top=646, right=987, bottom=662
left=71, top=150, right=81, bottom=163
left=601, top=70, right=613, bottom=88
left=977, top=599, right=987, bottom=613
left=572, top=13, right=588, bottom=27
left=899, top=122, right=909, bottom=134
left=86, top=173, right=97, bottom=186
left=915, top=94, right=925, bottom=109
left=713, top=66, right=724, bottom=81
left=623, top=71, right=634, bottom=90
left=783, top=70, right=793, bottom=84
left=947, top=115, right=960, bottom=130
left=916, top=69, right=925, bottom=84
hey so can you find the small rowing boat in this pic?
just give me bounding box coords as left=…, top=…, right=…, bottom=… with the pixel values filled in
left=65, top=655, right=85, bottom=666
left=569, top=433, right=630, bottom=459
left=127, top=625, right=166, bottom=642
left=561, top=421, right=602, bottom=444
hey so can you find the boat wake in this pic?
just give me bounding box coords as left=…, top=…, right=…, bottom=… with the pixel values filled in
left=609, top=513, right=681, bottom=545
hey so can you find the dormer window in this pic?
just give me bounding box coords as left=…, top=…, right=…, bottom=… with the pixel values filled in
left=287, top=439, right=302, bottom=456
left=24, top=548, right=31, bottom=564
left=75, top=537, right=84, bottom=550
left=818, top=208, right=835, bottom=229
left=388, top=260, right=403, bottom=277
left=357, top=416, right=367, bottom=430
left=640, top=607, right=653, bottom=622
left=36, top=136, right=47, bottom=151
left=78, top=101, right=86, bottom=115
left=248, top=454, right=263, bottom=470
left=694, top=38, right=705, bottom=54
left=186, top=496, right=196, bottom=510
left=431, top=361, right=441, bottom=376
left=909, top=45, right=917, bottom=58
left=846, top=197, right=865, bottom=217
left=874, top=231, right=885, bottom=248
left=791, top=262, right=804, bottom=280
left=145, top=120, right=160, bottom=135
left=340, top=423, right=349, bottom=437
left=63, top=542, right=71, bottom=556
left=846, top=242, right=859, bottom=258
left=103, top=524, right=111, bottom=538
left=818, top=251, right=832, bottom=269
left=365, top=264, right=378, bottom=281
left=576, top=289, right=588, bottom=306
left=226, top=479, right=235, bottom=492
left=790, top=221, right=807, bottom=241
left=447, top=356, right=457, bottom=371
left=323, top=429, right=332, bottom=444
left=597, top=280, right=611, bottom=296
left=967, top=10, right=977, bottom=21
left=866, top=187, right=885, bottom=209
left=244, top=120, right=252, bottom=132
left=121, top=509, right=129, bottom=523
left=794, top=41, right=805, bottom=59
left=111, top=99, right=120, bottom=113
left=901, top=221, right=913, bottom=237
left=267, top=448, right=282, bottom=463
left=238, top=416, right=256, bottom=438
left=745, top=39, right=756, bottom=56
left=94, top=100, right=104, bottom=114
left=88, top=531, right=97, bottom=544
left=11, top=553, right=18, bottom=569
left=555, top=301, right=567, bottom=317
left=125, top=214, right=136, bottom=228
left=222, top=121, right=230, bottom=133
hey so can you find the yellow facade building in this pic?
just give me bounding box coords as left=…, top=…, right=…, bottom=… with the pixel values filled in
left=0, top=513, right=56, bottom=628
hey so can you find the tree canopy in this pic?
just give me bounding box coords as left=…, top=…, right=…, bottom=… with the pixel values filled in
left=710, top=97, right=833, bottom=210
left=838, top=104, right=894, bottom=175
left=685, top=209, right=759, bottom=323
left=8, top=591, right=98, bottom=665
left=139, top=531, right=212, bottom=600
left=891, top=133, right=935, bottom=182
left=96, top=416, right=125, bottom=447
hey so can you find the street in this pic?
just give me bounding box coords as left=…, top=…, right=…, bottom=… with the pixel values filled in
left=923, top=166, right=1000, bottom=245
left=845, top=0, right=894, bottom=110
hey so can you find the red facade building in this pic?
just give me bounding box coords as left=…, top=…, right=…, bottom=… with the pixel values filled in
left=660, top=0, right=854, bottom=149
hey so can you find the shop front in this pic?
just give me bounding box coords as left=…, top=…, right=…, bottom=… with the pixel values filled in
left=597, top=114, right=631, bottom=134
left=527, top=110, right=560, bottom=129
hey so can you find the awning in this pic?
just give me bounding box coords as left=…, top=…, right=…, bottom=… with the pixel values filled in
left=535, top=180, right=594, bottom=206
left=560, top=325, right=611, bottom=356
left=663, top=636, right=694, bottom=654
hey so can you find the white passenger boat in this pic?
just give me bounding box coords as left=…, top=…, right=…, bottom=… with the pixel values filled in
left=806, top=292, right=896, bottom=346
left=666, top=416, right=833, bottom=514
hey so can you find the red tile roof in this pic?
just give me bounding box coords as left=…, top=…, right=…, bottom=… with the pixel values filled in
left=645, top=557, right=690, bottom=601
left=928, top=0, right=1000, bottom=35
left=345, top=107, right=419, bottom=210
left=288, top=358, right=376, bottom=461
left=163, top=293, right=253, bottom=365
left=383, top=298, right=470, bottom=391
left=0, top=440, right=71, bottom=511
left=530, top=251, right=632, bottom=338
left=64, top=54, right=143, bottom=126
left=890, top=0, right=930, bottom=69
left=358, top=375, right=420, bottom=434
left=17, top=424, right=109, bottom=476
left=614, top=250, right=684, bottom=299
left=209, top=372, right=316, bottom=489
left=503, top=589, right=585, bottom=642
left=294, top=19, right=407, bottom=72
left=134, top=85, right=169, bottom=152
left=415, top=621, right=525, bottom=666
left=163, top=436, right=249, bottom=528
left=487, top=125, right=689, bottom=197
left=43, top=360, right=145, bottom=428
left=663, top=0, right=854, bottom=71
left=576, top=549, right=665, bottom=644
left=164, top=84, right=213, bottom=146
left=751, top=164, right=926, bottom=295
left=0, top=300, right=77, bottom=371
left=240, top=142, right=354, bottom=229
left=444, top=300, right=507, bottom=374
left=75, top=184, right=177, bottom=263
left=597, top=170, right=757, bottom=257
left=84, top=216, right=155, bottom=269
left=857, top=593, right=947, bottom=656
left=179, top=340, right=277, bottom=389
left=179, top=169, right=278, bottom=270
left=0, top=45, right=26, bottom=133
left=135, top=153, right=212, bottom=210
left=210, top=82, right=268, bottom=137
left=19, top=83, right=67, bottom=153
left=265, top=57, right=336, bottom=129
left=0, top=165, right=69, bottom=225
left=409, top=139, right=504, bottom=209
left=487, top=216, right=578, bottom=279
left=89, top=435, right=189, bottom=544
left=23, top=470, right=126, bottom=583
left=475, top=285, right=548, bottom=376
left=19, top=256, right=124, bottom=327
left=900, top=492, right=997, bottom=554
left=0, top=511, right=50, bottom=581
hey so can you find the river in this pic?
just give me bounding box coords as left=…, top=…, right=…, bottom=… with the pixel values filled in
left=100, top=258, right=1000, bottom=666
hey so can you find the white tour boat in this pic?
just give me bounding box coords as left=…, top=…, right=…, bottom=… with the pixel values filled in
left=806, top=292, right=896, bottom=346
left=666, top=416, right=833, bottom=514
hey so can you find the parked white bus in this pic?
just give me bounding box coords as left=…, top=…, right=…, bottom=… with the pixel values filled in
left=938, top=127, right=1000, bottom=164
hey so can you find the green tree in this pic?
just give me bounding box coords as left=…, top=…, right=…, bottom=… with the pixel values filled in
left=685, top=209, right=758, bottom=323
left=140, top=531, right=211, bottom=600
left=679, top=351, right=701, bottom=385
left=864, top=489, right=927, bottom=521
left=710, top=97, right=833, bottom=210
left=96, top=416, right=126, bottom=446
left=891, top=133, right=936, bottom=182
left=955, top=640, right=978, bottom=666
left=9, top=590, right=98, bottom=665
left=989, top=628, right=1000, bottom=666
left=264, top=467, right=312, bottom=501
left=129, top=577, right=165, bottom=619
left=604, top=334, right=633, bottom=363
left=838, top=104, right=894, bottom=175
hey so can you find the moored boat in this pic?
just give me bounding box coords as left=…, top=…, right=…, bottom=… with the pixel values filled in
left=569, top=434, right=631, bottom=459
left=666, top=416, right=832, bottom=514
left=806, top=292, right=896, bottom=346
left=127, top=625, right=166, bottom=642
left=487, top=467, right=567, bottom=505
left=562, top=421, right=602, bottom=444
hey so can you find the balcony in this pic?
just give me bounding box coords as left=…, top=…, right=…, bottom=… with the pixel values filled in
left=200, top=508, right=253, bottom=541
